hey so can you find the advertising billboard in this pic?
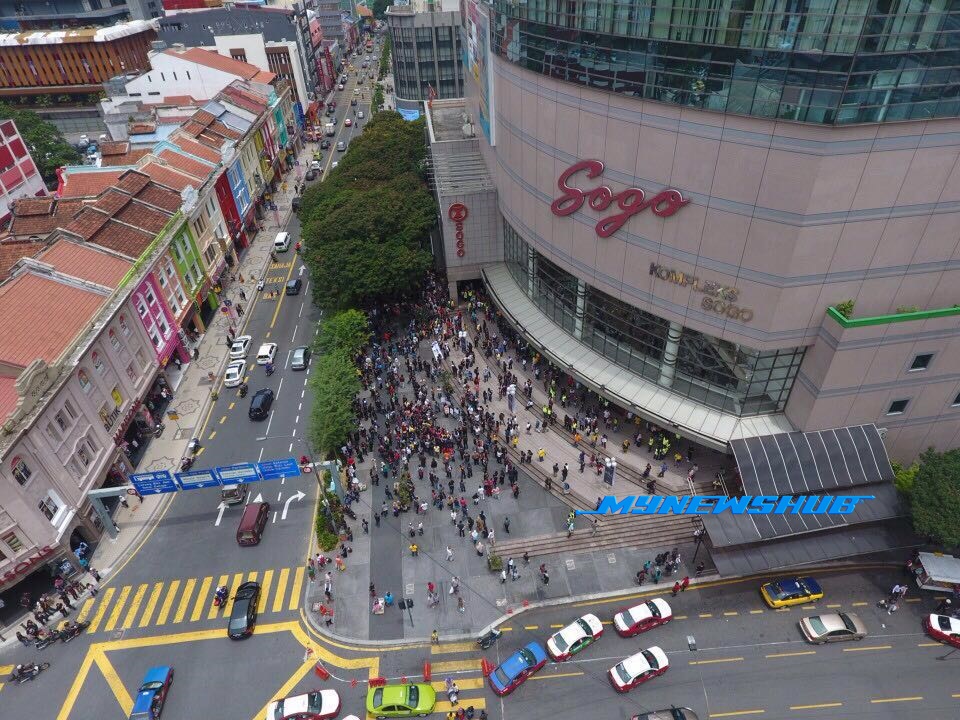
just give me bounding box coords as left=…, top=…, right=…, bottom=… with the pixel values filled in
left=462, top=0, right=495, bottom=145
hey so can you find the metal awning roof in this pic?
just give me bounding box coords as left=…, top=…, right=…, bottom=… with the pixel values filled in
left=701, top=424, right=897, bottom=548
left=918, top=552, right=960, bottom=584
left=709, top=519, right=919, bottom=576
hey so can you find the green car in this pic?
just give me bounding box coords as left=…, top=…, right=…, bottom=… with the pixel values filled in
left=365, top=683, right=437, bottom=719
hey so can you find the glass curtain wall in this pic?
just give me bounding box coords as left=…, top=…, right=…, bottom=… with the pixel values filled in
left=490, top=0, right=960, bottom=125
left=504, top=221, right=805, bottom=415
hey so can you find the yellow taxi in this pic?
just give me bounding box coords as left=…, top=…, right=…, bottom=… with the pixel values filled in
left=760, top=576, right=823, bottom=608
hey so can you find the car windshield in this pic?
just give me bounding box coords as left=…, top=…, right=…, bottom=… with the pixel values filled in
left=613, top=662, right=632, bottom=684
left=229, top=602, right=249, bottom=630
left=936, top=616, right=953, bottom=631
left=307, top=692, right=324, bottom=712
left=494, top=667, right=511, bottom=686
left=840, top=614, right=857, bottom=633
left=372, top=688, right=383, bottom=707
left=576, top=618, right=591, bottom=635
left=641, top=649, right=659, bottom=670
left=407, top=686, right=419, bottom=705
left=647, top=601, right=661, bottom=618
left=140, top=680, right=164, bottom=691
left=518, top=648, right=536, bottom=666
left=552, top=632, right=569, bottom=652
left=808, top=616, right=827, bottom=635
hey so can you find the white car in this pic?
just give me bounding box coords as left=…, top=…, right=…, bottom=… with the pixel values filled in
left=608, top=646, right=670, bottom=692
left=310, top=160, right=321, bottom=171
left=229, top=335, right=252, bottom=360
left=223, top=359, right=246, bottom=388
left=331, top=161, right=339, bottom=169
left=256, top=342, right=278, bottom=365
left=357, top=110, right=365, bottom=119
left=546, top=613, right=604, bottom=660
left=265, top=689, right=341, bottom=720
left=338, top=83, right=345, bottom=90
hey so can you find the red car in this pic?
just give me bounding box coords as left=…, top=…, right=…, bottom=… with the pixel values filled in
left=612, top=598, right=672, bottom=637
left=923, top=613, right=960, bottom=648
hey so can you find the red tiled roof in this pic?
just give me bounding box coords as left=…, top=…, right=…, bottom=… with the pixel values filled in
left=0, top=240, right=46, bottom=279
left=252, top=71, right=275, bottom=85
left=158, top=149, right=210, bottom=180
left=59, top=170, right=124, bottom=199
left=192, top=109, right=217, bottom=126
left=164, top=47, right=264, bottom=81
left=208, top=120, right=241, bottom=140
left=182, top=120, right=208, bottom=137
left=12, top=198, right=55, bottom=216
left=101, top=148, right=150, bottom=167
left=91, top=190, right=131, bottom=216
left=36, top=239, right=132, bottom=288
left=169, top=134, right=221, bottom=164
left=115, top=201, right=171, bottom=234
left=64, top=207, right=111, bottom=240
left=133, top=184, right=181, bottom=213
left=99, top=140, right=130, bottom=157
left=0, top=376, right=17, bottom=426
left=88, top=220, right=154, bottom=258
left=115, top=170, right=152, bottom=195
left=219, top=85, right=268, bottom=113
left=8, top=198, right=83, bottom=238
left=0, top=272, right=107, bottom=368
left=129, top=122, right=156, bottom=134
left=138, top=162, right=198, bottom=192
left=163, top=95, right=198, bottom=105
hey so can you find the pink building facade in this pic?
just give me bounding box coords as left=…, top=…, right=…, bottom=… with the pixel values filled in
left=132, top=272, right=190, bottom=367
left=442, top=52, right=960, bottom=465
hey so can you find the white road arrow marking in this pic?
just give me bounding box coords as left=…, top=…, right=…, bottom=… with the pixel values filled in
left=282, top=490, right=306, bottom=520
left=253, top=492, right=264, bottom=503
left=215, top=502, right=227, bottom=527
left=299, top=265, right=306, bottom=276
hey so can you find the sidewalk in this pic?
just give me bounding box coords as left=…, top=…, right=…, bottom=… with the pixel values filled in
left=0, top=139, right=315, bottom=651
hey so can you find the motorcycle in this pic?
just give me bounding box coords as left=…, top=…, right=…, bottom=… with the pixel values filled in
left=213, top=586, right=229, bottom=608
left=180, top=456, right=194, bottom=472
left=265, top=363, right=275, bottom=376
left=477, top=627, right=502, bottom=650
left=343, top=505, right=357, bottom=520
left=34, top=632, right=58, bottom=650
left=239, top=383, right=249, bottom=398
left=59, top=621, right=89, bottom=643
left=10, top=662, right=50, bottom=684
left=153, top=422, right=165, bottom=438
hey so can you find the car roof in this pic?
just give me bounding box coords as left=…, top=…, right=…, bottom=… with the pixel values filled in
left=237, top=581, right=259, bottom=597
left=500, top=642, right=546, bottom=677
left=132, top=666, right=170, bottom=712
left=930, top=613, right=960, bottom=632
left=142, top=665, right=171, bottom=684
left=227, top=359, right=245, bottom=370
left=621, top=651, right=653, bottom=677
left=270, top=689, right=339, bottom=717
left=377, top=683, right=432, bottom=705
left=253, top=388, right=273, bottom=399
left=258, top=342, right=277, bottom=351
left=234, top=335, right=252, bottom=344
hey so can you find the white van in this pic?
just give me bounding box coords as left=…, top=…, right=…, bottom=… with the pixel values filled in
left=274, top=232, right=290, bottom=252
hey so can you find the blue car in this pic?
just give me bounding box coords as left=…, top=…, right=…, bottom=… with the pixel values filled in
left=130, top=666, right=174, bottom=720
left=488, top=642, right=548, bottom=696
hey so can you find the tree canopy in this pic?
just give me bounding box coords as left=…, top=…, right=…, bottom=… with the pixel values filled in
left=316, top=309, right=370, bottom=356
left=300, top=111, right=435, bottom=310
left=909, top=448, right=960, bottom=548
left=308, top=349, right=362, bottom=458
left=0, top=104, right=80, bottom=187
left=372, top=0, right=390, bottom=18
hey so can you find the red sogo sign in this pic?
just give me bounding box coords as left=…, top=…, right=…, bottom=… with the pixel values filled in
left=550, top=160, right=689, bottom=238
left=449, top=203, right=468, bottom=257
left=1, top=544, right=57, bottom=585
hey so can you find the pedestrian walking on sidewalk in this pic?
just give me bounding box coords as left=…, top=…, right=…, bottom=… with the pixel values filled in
left=457, top=596, right=465, bottom=613
left=500, top=569, right=507, bottom=584
left=680, top=576, right=690, bottom=591
left=503, top=517, right=510, bottom=533
left=672, top=581, right=681, bottom=596
left=562, top=463, right=569, bottom=482
left=431, top=629, right=439, bottom=644
left=446, top=545, right=454, bottom=561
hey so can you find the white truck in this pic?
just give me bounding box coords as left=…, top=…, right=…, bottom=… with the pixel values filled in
left=324, top=122, right=335, bottom=137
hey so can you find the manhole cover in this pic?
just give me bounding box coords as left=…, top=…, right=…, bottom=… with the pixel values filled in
left=174, top=427, right=195, bottom=441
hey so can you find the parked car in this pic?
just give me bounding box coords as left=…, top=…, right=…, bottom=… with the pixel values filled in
left=760, top=577, right=823, bottom=608
left=489, top=642, right=548, bottom=695
left=248, top=388, right=274, bottom=420
left=923, top=613, right=960, bottom=648
left=799, top=612, right=867, bottom=644
left=365, top=683, right=436, bottom=719
left=613, top=598, right=673, bottom=637
left=546, top=613, right=603, bottom=660
left=223, top=359, right=245, bottom=388
left=227, top=581, right=260, bottom=639
left=229, top=335, right=252, bottom=360
left=608, top=647, right=669, bottom=692
left=320, top=139, right=331, bottom=149
left=305, top=169, right=317, bottom=182
left=256, top=342, right=278, bottom=365
left=265, top=690, right=341, bottom=720
left=129, top=665, right=174, bottom=720
left=291, top=346, right=311, bottom=370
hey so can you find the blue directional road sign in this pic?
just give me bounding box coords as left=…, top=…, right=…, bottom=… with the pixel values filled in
left=175, top=468, right=221, bottom=490
left=257, top=457, right=301, bottom=481
left=216, top=462, right=260, bottom=485
left=130, top=470, right=177, bottom=496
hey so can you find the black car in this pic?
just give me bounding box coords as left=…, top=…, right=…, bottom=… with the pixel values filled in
left=351, top=99, right=358, bottom=106
left=228, top=581, right=260, bottom=639
left=320, top=139, right=331, bottom=149
left=248, top=388, right=274, bottom=420
left=305, top=169, right=317, bottom=181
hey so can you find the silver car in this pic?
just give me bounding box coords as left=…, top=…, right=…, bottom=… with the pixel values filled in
left=799, top=612, right=867, bottom=644
left=291, top=346, right=311, bottom=370
left=632, top=710, right=699, bottom=720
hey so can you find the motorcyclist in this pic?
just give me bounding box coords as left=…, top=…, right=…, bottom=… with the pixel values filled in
left=265, top=362, right=275, bottom=375
left=239, top=381, right=249, bottom=397
left=14, top=663, right=37, bottom=680
left=214, top=585, right=228, bottom=604
left=295, top=241, right=302, bottom=254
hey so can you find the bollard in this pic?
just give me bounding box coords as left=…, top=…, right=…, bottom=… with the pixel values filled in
left=481, top=658, right=494, bottom=677
left=351, top=678, right=359, bottom=688
left=314, top=662, right=330, bottom=680
left=369, top=677, right=387, bottom=687
left=400, top=676, right=408, bottom=684
left=521, top=599, right=529, bottom=607
left=423, top=661, right=431, bottom=682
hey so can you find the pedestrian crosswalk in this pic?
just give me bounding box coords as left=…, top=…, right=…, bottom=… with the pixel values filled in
left=76, top=566, right=306, bottom=634
left=426, top=656, right=488, bottom=716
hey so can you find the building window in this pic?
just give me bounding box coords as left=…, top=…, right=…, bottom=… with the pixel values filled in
left=109, top=328, right=121, bottom=351
left=76, top=442, right=92, bottom=468
left=46, top=422, right=61, bottom=443
left=78, top=369, right=92, bottom=393
left=145, top=288, right=157, bottom=306
left=38, top=493, right=60, bottom=522
left=909, top=353, right=933, bottom=371
left=64, top=400, right=77, bottom=420
left=3, top=532, right=23, bottom=553
left=136, top=348, right=147, bottom=368
left=54, top=410, right=69, bottom=432
left=92, top=351, right=106, bottom=376
left=11, top=456, right=31, bottom=486
left=126, top=362, right=138, bottom=383
left=119, top=315, right=130, bottom=336
left=887, top=399, right=910, bottom=415
left=137, top=301, right=147, bottom=318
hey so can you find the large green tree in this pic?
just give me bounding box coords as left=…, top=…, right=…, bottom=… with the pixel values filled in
left=308, top=349, right=362, bottom=458
left=300, top=111, right=436, bottom=310
left=372, top=0, right=390, bottom=18
left=317, top=309, right=370, bottom=356
left=909, top=448, right=960, bottom=547
left=0, top=103, right=80, bottom=187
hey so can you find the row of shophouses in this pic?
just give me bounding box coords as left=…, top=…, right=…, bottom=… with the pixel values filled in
left=0, top=77, right=298, bottom=608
